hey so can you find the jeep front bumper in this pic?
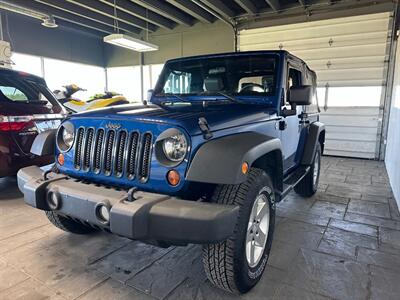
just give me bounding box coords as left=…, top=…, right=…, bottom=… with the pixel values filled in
left=17, top=166, right=239, bottom=244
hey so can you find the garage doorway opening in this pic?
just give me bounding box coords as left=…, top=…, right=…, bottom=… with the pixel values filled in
left=239, top=12, right=394, bottom=159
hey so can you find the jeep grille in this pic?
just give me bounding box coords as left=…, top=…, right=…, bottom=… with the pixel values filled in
left=73, top=127, right=153, bottom=182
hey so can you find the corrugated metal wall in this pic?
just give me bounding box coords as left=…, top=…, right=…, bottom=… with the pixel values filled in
left=239, top=13, right=392, bottom=159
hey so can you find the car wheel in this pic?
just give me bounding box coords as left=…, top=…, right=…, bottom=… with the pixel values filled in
left=202, top=168, right=276, bottom=294
left=45, top=211, right=97, bottom=234
left=294, top=143, right=322, bottom=197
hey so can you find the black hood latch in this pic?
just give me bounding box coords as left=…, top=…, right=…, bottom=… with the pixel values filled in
left=198, top=117, right=213, bottom=140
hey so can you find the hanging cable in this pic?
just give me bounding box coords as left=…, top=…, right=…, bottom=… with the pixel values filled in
left=113, top=0, right=119, bottom=33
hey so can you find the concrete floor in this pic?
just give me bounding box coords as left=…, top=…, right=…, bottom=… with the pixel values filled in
left=0, top=156, right=399, bottom=300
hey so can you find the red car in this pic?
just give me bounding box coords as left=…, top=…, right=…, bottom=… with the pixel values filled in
left=0, top=68, right=66, bottom=177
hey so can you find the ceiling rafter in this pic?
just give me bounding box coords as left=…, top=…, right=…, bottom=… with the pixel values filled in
left=65, top=0, right=157, bottom=32
left=167, top=0, right=215, bottom=23
left=131, top=0, right=195, bottom=26
left=99, top=0, right=176, bottom=30
left=234, top=0, right=258, bottom=15
left=199, top=0, right=236, bottom=19
left=265, top=0, right=281, bottom=12
left=8, top=0, right=136, bottom=34
left=35, top=0, right=141, bottom=34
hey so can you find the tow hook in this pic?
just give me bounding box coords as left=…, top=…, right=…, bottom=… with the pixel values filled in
left=127, top=187, right=138, bottom=202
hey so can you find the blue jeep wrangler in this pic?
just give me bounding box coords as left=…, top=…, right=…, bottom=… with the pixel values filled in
left=17, top=50, right=325, bottom=293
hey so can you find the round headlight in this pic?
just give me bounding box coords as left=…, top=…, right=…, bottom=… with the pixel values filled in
left=62, top=127, right=74, bottom=147
left=57, top=122, right=75, bottom=152
left=162, top=132, right=188, bottom=162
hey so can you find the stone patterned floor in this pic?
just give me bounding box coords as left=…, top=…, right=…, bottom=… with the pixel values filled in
left=0, top=156, right=399, bottom=300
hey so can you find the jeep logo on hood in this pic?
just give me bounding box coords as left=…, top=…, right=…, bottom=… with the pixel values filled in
left=106, top=122, right=122, bottom=130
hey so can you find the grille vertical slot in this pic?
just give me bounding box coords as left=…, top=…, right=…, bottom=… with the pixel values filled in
left=103, top=130, right=115, bottom=175
left=126, top=132, right=139, bottom=179
left=114, top=131, right=127, bottom=177
left=139, top=133, right=152, bottom=182
left=93, top=129, right=104, bottom=173
left=74, top=128, right=85, bottom=169
left=73, top=126, right=154, bottom=183
left=83, top=128, right=94, bottom=171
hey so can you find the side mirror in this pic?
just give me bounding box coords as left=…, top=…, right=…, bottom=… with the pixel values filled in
left=147, top=89, right=154, bottom=103
left=289, top=85, right=313, bottom=105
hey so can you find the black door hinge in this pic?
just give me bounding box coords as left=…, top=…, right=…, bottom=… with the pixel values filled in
left=279, top=120, right=287, bottom=131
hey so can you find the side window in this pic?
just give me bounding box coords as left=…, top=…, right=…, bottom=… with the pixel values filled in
left=0, top=86, right=28, bottom=101
left=284, top=67, right=302, bottom=106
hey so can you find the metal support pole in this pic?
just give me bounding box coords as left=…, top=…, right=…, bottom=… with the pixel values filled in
left=140, top=52, right=144, bottom=104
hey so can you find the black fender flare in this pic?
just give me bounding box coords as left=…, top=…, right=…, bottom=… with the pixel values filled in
left=30, top=129, right=56, bottom=156
left=301, top=122, right=325, bottom=165
left=185, top=132, right=282, bottom=185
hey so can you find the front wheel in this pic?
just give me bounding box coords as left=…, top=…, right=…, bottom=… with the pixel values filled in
left=45, top=211, right=97, bottom=234
left=202, top=168, right=276, bottom=294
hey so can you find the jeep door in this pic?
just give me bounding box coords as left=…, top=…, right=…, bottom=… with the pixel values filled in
left=280, top=61, right=306, bottom=171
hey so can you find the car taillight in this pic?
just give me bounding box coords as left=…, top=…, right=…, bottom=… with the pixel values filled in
left=0, top=115, right=34, bottom=132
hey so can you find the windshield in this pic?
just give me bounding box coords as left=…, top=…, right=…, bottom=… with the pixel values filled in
left=155, top=54, right=278, bottom=99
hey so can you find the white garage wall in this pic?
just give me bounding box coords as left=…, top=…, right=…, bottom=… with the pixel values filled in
left=385, top=39, right=400, bottom=206
left=239, top=12, right=392, bottom=159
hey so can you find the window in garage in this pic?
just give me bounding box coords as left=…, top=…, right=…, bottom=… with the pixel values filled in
left=239, top=12, right=392, bottom=159
left=143, top=64, right=164, bottom=101
left=10, top=52, right=42, bottom=77
left=106, top=66, right=142, bottom=102
left=44, top=58, right=106, bottom=100
left=107, top=64, right=164, bottom=103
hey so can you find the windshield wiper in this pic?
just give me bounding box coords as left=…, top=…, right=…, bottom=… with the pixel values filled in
left=159, top=93, right=187, bottom=103
left=205, top=92, right=245, bottom=105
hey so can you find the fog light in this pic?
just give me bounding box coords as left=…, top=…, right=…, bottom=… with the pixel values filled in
left=47, top=191, right=61, bottom=210
left=57, top=153, right=65, bottom=166
left=167, top=170, right=180, bottom=186
left=96, top=204, right=110, bottom=223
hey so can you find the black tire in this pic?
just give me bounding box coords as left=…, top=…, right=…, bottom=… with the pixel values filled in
left=294, top=143, right=322, bottom=197
left=202, top=168, right=276, bottom=294
left=45, top=211, right=97, bottom=234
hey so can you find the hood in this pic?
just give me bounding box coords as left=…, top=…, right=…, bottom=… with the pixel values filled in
left=71, top=103, right=276, bottom=135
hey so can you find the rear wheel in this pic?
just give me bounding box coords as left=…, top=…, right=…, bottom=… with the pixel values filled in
left=202, top=168, right=275, bottom=293
left=45, top=211, right=97, bottom=234
left=294, top=143, right=321, bottom=197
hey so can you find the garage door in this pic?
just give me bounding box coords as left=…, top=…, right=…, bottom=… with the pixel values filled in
left=239, top=12, right=392, bottom=159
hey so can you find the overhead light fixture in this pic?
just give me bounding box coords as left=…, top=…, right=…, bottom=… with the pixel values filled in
left=41, top=16, right=58, bottom=28
left=0, top=2, right=58, bottom=29
left=103, top=34, right=158, bottom=52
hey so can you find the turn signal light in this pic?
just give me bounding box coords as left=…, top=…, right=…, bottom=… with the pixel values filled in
left=241, top=162, right=249, bottom=174
left=57, top=153, right=65, bottom=166
left=167, top=170, right=180, bottom=186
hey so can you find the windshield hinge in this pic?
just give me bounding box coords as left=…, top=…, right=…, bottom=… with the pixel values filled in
left=198, top=117, right=213, bottom=140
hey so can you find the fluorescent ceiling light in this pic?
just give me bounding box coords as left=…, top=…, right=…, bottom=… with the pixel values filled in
left=103, top=34, right=158, bottom=52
